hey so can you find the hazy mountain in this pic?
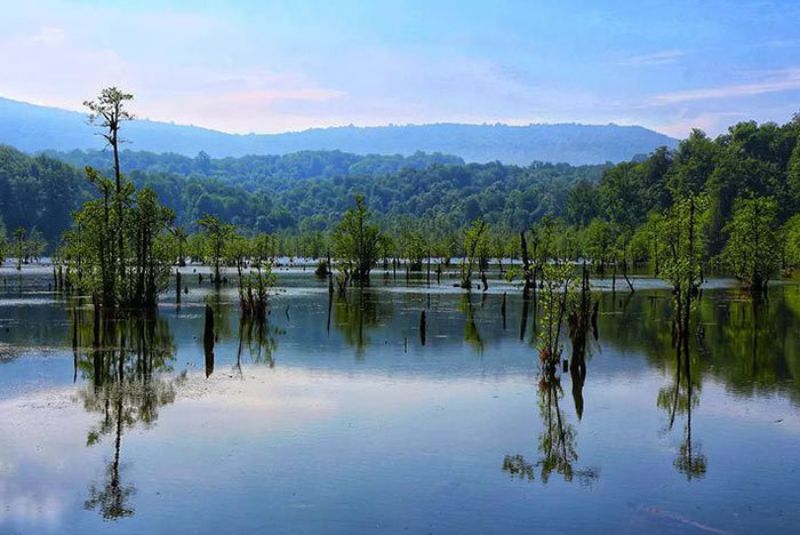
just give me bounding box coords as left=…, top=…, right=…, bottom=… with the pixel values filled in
left=0, top=96, right=677, bottom=165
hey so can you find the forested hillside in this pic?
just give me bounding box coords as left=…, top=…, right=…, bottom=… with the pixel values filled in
left=574, top=118, right=800, bottom=258
left=0, top=145, right=605, bottom=248
left=2, top=115, right=798, bottom=264
left=41, top=149, right=464, bottom=191
left=1, top=96, right=676, bottom=165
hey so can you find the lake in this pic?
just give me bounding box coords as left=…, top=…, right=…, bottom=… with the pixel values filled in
left=1, top=266, right=799, bottom=534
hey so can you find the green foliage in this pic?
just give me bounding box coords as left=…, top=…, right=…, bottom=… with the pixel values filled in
left=460, top=219, right=488, bottom=288
left=63, top=174, right=175, bottom=307
left=537, top=262, right=577, bottom=369
left=580, top=219, right=613, bottom=270
left=0, top=145, right=89, bottom=249
left=61, top=88, right=174, bottom=308
left=397, top=222, right=429, bottom=270
left=788, top=140, right=800, bottom=213
left=783, top=213, right=800, bottom=268
left=721, top=196, right=781, bottom=291
left=332, top=196, right=381, bottom=285
left=3, top=110, right=800, bottom=290
left=659, top=193, right=709, bottom=295
left=198, top=214, right=235, bottom=287
left=4, top=226, right=46, bottom=268
left=229, top=233, right=277, bottom=317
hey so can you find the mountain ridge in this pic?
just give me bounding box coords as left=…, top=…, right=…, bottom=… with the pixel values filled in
left=0, top=95, right=677, bottom=165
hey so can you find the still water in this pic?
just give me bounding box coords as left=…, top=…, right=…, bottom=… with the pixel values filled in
left=0, top=267, right=799, bottom=534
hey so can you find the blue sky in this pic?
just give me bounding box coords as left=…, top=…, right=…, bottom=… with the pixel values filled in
left=1, top=0, right=799, bottom=137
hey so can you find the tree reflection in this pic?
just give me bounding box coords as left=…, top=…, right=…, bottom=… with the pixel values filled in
left=461, top=294, right=484, bottom=353
left=656, top=311, right=707, bottom=480
left=235, top=315, right=283, bottom=371
left=502, top=371, right=599, bottom=485
left=74, top=312, right=183, bottom=520
left=333, top=288, right=386, bottom=355
left=504, top=268, right=598, bottom=485
left=567, top=265, right=597, bottom=420
left=598, top=285, right=800, bottom=404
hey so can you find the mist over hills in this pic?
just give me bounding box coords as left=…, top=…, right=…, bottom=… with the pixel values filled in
left=0, top=96, right=676, bottom=165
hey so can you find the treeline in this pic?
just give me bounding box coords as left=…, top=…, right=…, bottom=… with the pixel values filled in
left=3, top=85, right=800, bottom=295
left=42, top=148, right=464, bottom=188
left=572, top=120, right=800, bottom=257
left=0, top=144, right=605, bottom=248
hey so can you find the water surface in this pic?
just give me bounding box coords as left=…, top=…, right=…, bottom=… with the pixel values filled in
left=1, top=268, right=799, bottom=534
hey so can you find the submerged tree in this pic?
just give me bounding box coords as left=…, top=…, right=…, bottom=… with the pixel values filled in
left=13, top=227, right=25, bottom=270
left=721, top=195, right=781, bottom=293
left=517, top=216, right=560, bottom=297
left=62, top=89, right=174, bottom=310
left=64, top=174, right=174, bottom=309
left=238, top=234, right=277, bottom=318
left=659, top=193, right=709, bottom=341
left=536, top=263, right=577, bottom=373
left=398, top=223, right=428, bottom=272
left=460, top=219, right=488, bottom=289
left=198, top=214, right=234, bottom=288
left=332, top=195, right=381, bottom=287
left=84, top=88, right=134, bottom=288
left=84, top=87, right=134, bottom=195
left=170, top=225, right=188, bottom=267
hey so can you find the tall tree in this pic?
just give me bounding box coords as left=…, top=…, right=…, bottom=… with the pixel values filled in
left=84, top=88, right=134, bottom=195
left=198, top=214, right=234, bottom=288
left=721, top=196, right=781, bottom=293
left=84, top=88, right=134, bottom=287
left=332, top=195, right=381, bottom=286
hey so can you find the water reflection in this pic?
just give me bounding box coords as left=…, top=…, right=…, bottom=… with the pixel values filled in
left=236, top=315, right=283, bottom=370
left=502, top=370, right=599, bottom=485
left=567, top=269, right=598, bottom=420
left=657, top=317, right=707, bottom=480
left=461, top=294, right=484, bottom=353
left=2, top=271, right=800, bottom=532
left=73, top=312, right=183, bottom=520
left=595, top=286, right=800, bottom=403
left=333, top=289, right=390, bottom=355
left=504, top=276, right=599, bottom=485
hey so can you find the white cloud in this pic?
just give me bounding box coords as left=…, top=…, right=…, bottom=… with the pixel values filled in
left=653, top=111, right=747, bottom=138
left=648, top=68, right=800, bottom=105
left=620, top=50, right=684, bottom=67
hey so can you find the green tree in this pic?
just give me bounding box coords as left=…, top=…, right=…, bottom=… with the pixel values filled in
left=198, top=214, right=234, bottom=288
left=170, top=226, right=188, bottom=266
left=581, top=219, right=613, bottom=273
left=460, top=219, right=488, bottom=289
left=398, top=223, right=427, bottom=271
left=332, top=195, right=381, bottom=286
left=783, top=213, right=800, bottom=268
left=84, top=87, right=134, bottom=287
left=565, top=179, right=599, bottom=226
left=125, top=188, right=175, bottom=307
left=13, top=227, right=25, bottom=270
left=788, top=140, right=800, bottom=212
left=721, top=196, right=781, bottom=292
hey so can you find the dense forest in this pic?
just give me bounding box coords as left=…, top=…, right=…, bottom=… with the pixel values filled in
left=0, top=145, right=605, bottom=246
left=2, top=112, right=800, bottom=284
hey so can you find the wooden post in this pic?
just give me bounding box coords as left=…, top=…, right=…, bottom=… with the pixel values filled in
left=419, top=310, right=426, bottom=346
left=204, top=304, right=215, bottom=378
left=501, top=292, right=507, bottom=330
